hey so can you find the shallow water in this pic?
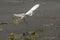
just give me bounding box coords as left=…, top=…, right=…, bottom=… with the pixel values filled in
left=0, top=0, right=60, bottom=40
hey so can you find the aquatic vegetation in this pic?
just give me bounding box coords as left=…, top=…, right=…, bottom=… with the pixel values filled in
left=9, top=17, right=23, bottom=24
left=30, top=31, right=38, bottom=40
left=0, top=17, right=28, bottom=25
left=10, top=29, right=43, bottom=40
left=8, top=33, right=15, bottom=40
left=14, top=33, right=32, bottom=40
left=12, top=18, right=21, bottom=24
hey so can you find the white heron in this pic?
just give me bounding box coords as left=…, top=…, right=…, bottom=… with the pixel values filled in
left=13, top=4, right=40, bottom=19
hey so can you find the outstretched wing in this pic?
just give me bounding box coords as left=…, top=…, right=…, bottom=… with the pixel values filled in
left=27, top=11, right=33, bottom=16
left=26, top=4, right=40, bottom=16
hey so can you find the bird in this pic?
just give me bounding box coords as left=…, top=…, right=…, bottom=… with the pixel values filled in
left=13, top=4, right=40, bottom=19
